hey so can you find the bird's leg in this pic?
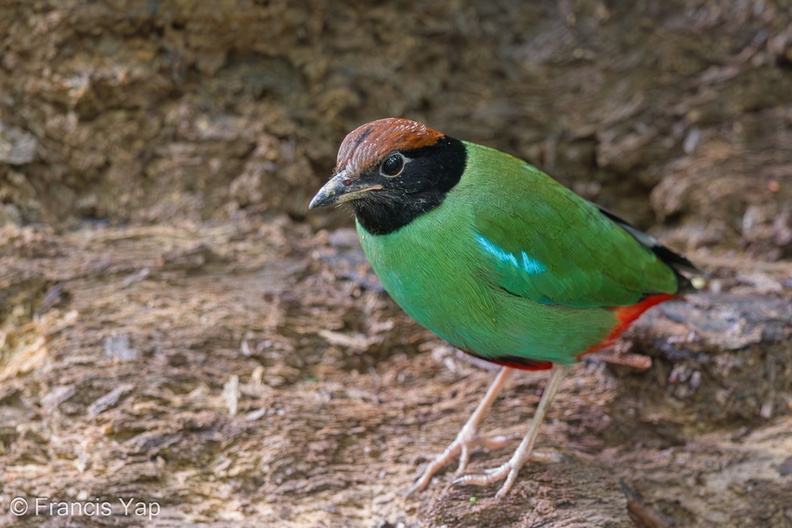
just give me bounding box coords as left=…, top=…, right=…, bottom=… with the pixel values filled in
left=405, top=366, right=515, bottom=497
left=451, top=363, right=570, bottom=499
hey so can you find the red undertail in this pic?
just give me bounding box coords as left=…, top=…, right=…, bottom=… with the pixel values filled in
left=474, top=293, right=676, bottom=371
left=579, top=293, right=675, bottom=358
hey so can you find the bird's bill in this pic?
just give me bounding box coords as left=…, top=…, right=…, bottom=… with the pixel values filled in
left=309, top=170, right=383, bottom=209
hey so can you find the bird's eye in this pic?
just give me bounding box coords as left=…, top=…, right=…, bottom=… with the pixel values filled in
left=380, top=153, right=405, bottom=177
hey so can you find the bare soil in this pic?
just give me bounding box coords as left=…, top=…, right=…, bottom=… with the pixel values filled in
left=1, top=220, right=790, bottom=527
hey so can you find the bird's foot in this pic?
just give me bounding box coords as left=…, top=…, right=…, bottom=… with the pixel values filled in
left=405, top=431, right=519, bottom=497
left=450, top=450, right=564, bottom=499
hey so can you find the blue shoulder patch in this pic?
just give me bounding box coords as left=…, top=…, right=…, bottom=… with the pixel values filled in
left=475, top=234, right=547, bottom=275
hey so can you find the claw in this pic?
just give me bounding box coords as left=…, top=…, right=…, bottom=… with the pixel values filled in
left=407, top=364, right=569, bottom=498
left=405, top=367, right=515, bottom=497
left=450, top=463, right=512, bottom=495
left=445, top=364, right=571, bottom=498
left=405, top=431, right=517, bottom=497
left=449, top=450, right=564, bottom=498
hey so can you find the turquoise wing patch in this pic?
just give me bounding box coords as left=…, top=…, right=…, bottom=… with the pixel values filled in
left=474, top=234, right=547, bottom=276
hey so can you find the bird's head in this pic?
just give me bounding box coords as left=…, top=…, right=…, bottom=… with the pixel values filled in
left=309, top=118, right=466, bottom=235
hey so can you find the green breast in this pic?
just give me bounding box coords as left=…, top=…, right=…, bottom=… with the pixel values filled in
left=355, top=156, right=620, bottom=364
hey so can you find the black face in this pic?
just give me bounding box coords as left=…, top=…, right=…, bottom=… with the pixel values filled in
left=351, top=136, right=467, bottom=235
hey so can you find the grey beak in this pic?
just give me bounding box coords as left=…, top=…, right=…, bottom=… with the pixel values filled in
left=309, top=170, right=383, bottom=209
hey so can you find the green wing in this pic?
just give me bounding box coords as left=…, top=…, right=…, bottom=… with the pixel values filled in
left=467, top=149, right=682, bottom=308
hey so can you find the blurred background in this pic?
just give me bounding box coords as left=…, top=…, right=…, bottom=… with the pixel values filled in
left=2, top=0, right=790, bottom=255
left=1, top=1, right=791, bottom=527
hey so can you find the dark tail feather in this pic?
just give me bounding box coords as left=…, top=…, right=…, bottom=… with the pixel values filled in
left=595, top=206, right=704, bottom=294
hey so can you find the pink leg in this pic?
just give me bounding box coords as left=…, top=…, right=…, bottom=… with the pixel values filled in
left=406, top=367, right=515, bottom=497
left=451, top=363, right=570, bottom=498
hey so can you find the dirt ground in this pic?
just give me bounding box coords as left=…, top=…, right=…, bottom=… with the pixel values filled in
left=0, top=219, right=790, bottom=528
left=1, top=1, right=792, bottom=527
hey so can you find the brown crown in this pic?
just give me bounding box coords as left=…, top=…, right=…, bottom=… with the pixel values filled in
left=335, top=118, right=444, bottom=175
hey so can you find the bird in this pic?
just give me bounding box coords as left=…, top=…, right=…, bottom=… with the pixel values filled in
left=309, top=118, right=701, bottom=499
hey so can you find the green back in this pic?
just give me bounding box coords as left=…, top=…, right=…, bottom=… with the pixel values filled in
left=356, top=142, right=679, bottom=364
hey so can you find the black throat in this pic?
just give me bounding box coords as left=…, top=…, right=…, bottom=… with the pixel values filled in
left=352, top=136, right=467, bottom=236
